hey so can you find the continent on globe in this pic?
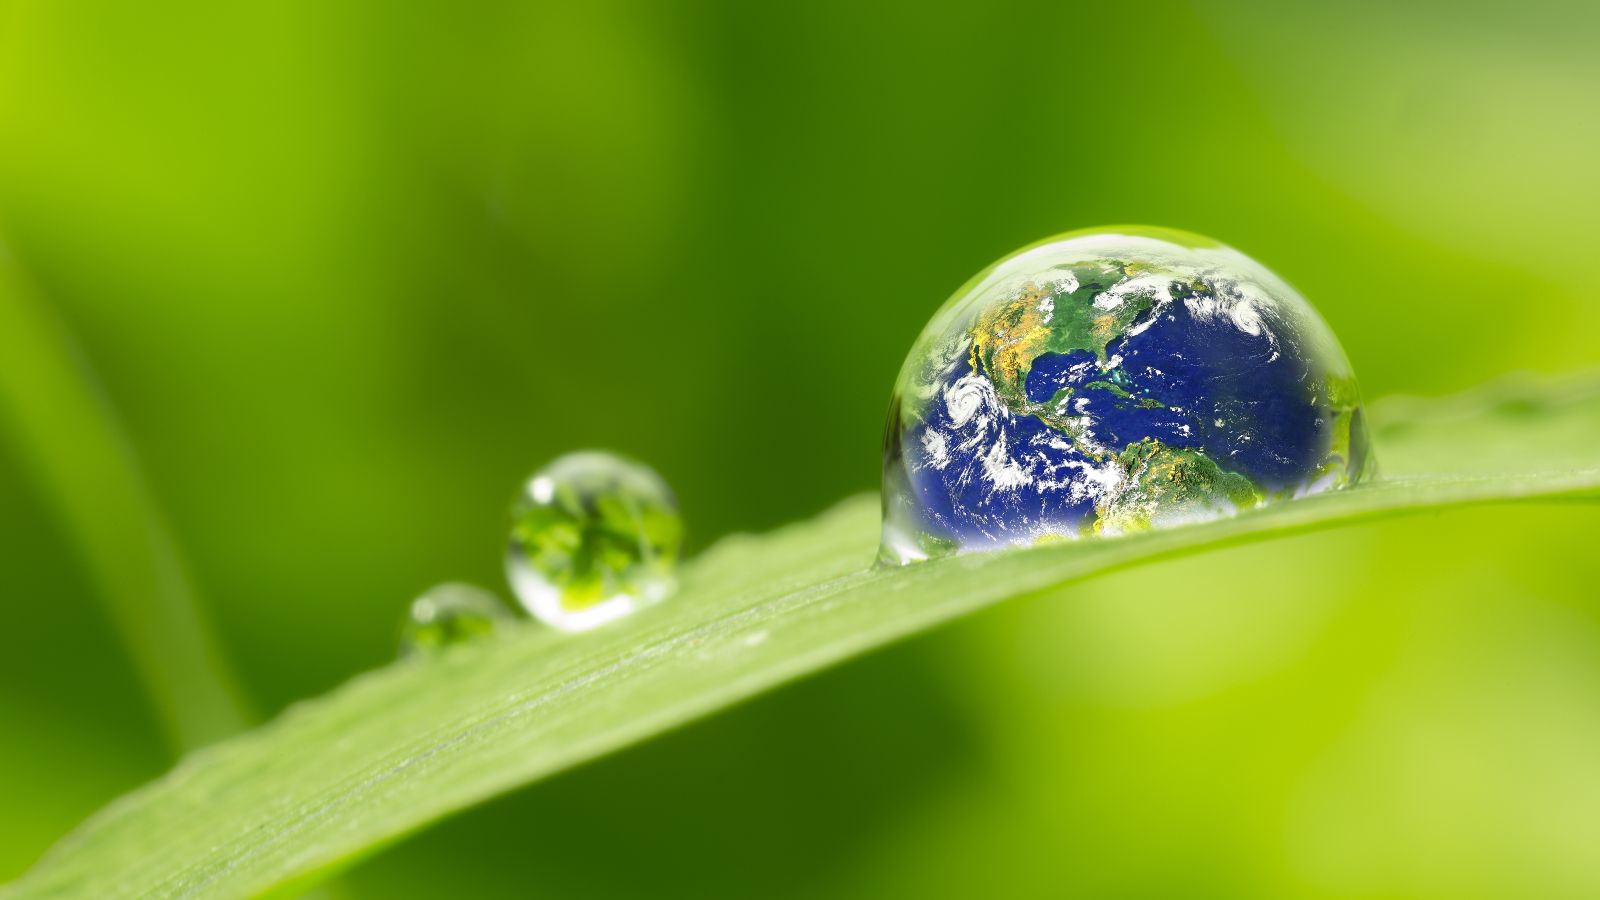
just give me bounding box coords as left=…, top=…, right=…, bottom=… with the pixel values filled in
left=880, top=226, right=1372, bottom=564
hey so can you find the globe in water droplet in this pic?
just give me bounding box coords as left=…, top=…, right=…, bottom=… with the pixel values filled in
left=507, top=451, right=683, bottom=631
left=881, top=226, right=1373, bottom=564
left=400, top=583, right=512, bottom=656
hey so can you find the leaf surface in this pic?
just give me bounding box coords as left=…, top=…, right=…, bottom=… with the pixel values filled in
left=8, top=371, right=1600, bottom=899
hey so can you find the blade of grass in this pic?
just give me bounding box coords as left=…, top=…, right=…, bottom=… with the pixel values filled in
left=4, top=369, right=1598, bottom=899
left=0, top=237, right=251, bottom=751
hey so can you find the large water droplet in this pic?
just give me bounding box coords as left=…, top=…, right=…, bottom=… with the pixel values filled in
left=507, top=451, right=683, bottom=631
left=400, top=583, right=511, bottom=656
left=881, top=226, right=1373, bottom=564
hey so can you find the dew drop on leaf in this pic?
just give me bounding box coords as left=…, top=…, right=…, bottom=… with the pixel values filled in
left=507, top=451, right=684, bottom=631
left=881, top=226, right=1374, bottom=564
left=400, top=583, right=512, bottom=657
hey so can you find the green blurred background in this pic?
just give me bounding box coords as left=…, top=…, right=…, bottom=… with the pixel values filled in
left=2, top=0, right=1598, bottom=896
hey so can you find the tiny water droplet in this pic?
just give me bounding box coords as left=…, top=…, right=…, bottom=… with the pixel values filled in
left=881, top=226, right=1373, bottom=564
left=400, top=583, right=511, bottom=656
left=507, top=451, right=683, bottom=631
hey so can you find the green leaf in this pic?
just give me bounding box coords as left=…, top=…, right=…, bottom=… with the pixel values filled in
left=7, top=371, right=1600, bottom=899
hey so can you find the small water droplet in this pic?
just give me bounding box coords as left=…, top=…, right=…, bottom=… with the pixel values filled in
left=506, top=451, right=683, bottom=631
left=400, top=583, right=511, bottom=656
left=881, top=226, right=1373, bottom=564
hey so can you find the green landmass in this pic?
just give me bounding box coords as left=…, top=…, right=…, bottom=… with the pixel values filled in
left=1078, top=379, right=1166, bottom=411
left=969, top=261, right=1156, bottom=415
left=1094, top=438, right=1262, bottom=534
left=963, top=262, right=1181, bottom=456
left=1082, top=379, right=1131, bottom=398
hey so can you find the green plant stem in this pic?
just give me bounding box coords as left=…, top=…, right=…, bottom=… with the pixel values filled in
left=0, top=238, right=252, bottom=752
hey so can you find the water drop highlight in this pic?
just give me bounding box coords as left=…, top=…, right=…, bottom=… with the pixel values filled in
left=507, top=450, right=683, bottom=631
left=400, top=583, right=511, bottom=656
left=881, top=226, right=1372, bottom=564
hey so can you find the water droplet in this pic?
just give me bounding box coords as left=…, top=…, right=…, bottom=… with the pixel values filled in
left=507, top=451, right=683, bottom=631
left=400, top=583, right=512, bottom=656
left=881, top=226, right=1373, bottom=564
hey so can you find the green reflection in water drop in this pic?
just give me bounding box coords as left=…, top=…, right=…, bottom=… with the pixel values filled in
left=507, top=451, right=683, bottom=632
left=400, top=583, right=512, bottom=657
